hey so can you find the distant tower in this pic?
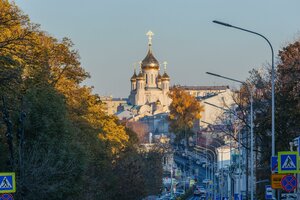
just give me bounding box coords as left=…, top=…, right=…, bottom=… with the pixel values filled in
left=157, top=73, right=162, bottom=88
left=130, top=63, right=137, bottom=91
left=161, top=61, right=170, bottom=90
left=135, top=62, right=146, bottom=105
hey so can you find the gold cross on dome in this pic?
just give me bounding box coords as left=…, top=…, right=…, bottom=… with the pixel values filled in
left=146, top=30, right=154, bottom=45
left=139, top=61, right=142, bottom=71
left=163, top=61, right=167, bottom=72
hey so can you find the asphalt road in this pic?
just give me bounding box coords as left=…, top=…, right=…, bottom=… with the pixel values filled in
left=188, top=196, right=202, bottom=200
left=174, top=154, right=207, bottom=182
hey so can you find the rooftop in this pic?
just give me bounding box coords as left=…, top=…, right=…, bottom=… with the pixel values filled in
left=179, top=85, right=229, bottom=91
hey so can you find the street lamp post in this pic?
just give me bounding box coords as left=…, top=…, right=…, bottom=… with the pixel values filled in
left=195, top=145, right=217, bottom=200
left=204, top=101, right=243, bottom=198
left=216, top=146, right=233, bottom=200
left=206, top=138, right=228, bottom=199
left=206, top=72, right=254, bottom=200
left=238, top=126, right=242, bottom=200
left=212, top=19, right=275, bottom=192
left=170, top=165, right=173, bottom=198
left=205, top=141, right=235, bottom=200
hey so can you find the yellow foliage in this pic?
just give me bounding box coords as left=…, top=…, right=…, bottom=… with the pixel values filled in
left=98, top=116, right=129, bottom=154
left=0, top=0, right=130, bottom=155
left=55, top=76, right=129, bottom=153
left=168, top=86, right=204, bottom=133
left=0, top=0, right=36, bottom=64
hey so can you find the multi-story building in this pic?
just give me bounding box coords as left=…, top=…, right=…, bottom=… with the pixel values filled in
left=179, top=85, right=235, bottom=130
left=100, top=96, right=128, bottom=115
left=180, top=85, right=229, bottom=98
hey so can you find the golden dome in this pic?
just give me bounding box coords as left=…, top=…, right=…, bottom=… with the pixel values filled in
left=130, top=72, right=137, bottom=81
left=136, top=72, right=145, bottom=80
left=141, top=49, right=159, bottom=69
left=161, top=72, right=170, bottom=80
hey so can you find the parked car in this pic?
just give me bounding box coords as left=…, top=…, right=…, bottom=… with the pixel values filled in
left=199, top=194, right=206, bottom=200
left=194, top=187, right=201, bottom=196
left=198, top=186, right=206, bottom=194
left=174, top=189, right=185, bottom=197
left=158, top=193, right=176, bottom=200
left=194, top=185, right=206, bottom=196
left=281, top=193, right=297, bottom=199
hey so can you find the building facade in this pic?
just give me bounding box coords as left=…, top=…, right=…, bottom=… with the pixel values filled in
left=179, top=85, right=234, bottom=130
left=100, top=96, right=128, bottom=115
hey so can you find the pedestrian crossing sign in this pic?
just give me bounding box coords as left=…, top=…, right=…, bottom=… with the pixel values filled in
left=278, top=152, right=299, bottom=174
left=0, top=173, right=16, bottom=193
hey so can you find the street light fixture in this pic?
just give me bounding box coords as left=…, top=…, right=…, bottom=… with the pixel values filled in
left=212, top=19, right=275, bottom=170
left=195, top=145, right=217, bottom=200
left=206, top=71, right=254, bottom=200
left=204, top=101, right=244, bottom=199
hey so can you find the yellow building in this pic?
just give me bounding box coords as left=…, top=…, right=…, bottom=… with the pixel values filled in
left=100, top=96, right=127, bottom=115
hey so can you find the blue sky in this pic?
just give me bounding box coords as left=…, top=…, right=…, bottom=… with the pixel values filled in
left=15, top=0, right=300, bottom=97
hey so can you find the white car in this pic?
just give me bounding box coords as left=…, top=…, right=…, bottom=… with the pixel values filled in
left=194, top=186, right=204, bottom=196
left=199, top=194, right=206, bottom=200
left=174, top=189, right=185, bottom=197
left=158, top=193, right=175, bottom=200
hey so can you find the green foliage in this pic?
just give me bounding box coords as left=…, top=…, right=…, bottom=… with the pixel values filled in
left=141, top=150, right=164, bottom=195
left=16, top=85, right=83, bottom=199
left=111, top=147, right=147, bottom=200
left=111, top=146, right=163, bottom=200
left=24, top=86, right=67, bottom=141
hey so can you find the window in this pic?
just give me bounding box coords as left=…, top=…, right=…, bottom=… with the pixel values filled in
left=151, top=74, right=153, bottom=84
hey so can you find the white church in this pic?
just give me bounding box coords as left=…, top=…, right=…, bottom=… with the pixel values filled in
left=128, top=31, right=171, bottom=112
left=114, top=31, right=234, bottom=127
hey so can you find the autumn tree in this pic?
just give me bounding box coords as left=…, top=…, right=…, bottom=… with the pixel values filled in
left=276, top=40, right=300, bottom=149
left=0, top=0, right=37, bottom=60
left=168, top=86, right=204, bottom=146
left=126, top=121, right=149, bottom=144
left=220, top=40, right=300, bottom=199
left=250, top=41, right=300, bottom=197
left=0, top=1, right=163, bottom=199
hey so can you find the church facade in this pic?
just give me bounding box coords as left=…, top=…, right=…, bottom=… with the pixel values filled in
left=128, top=31, right=171, bottom=111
